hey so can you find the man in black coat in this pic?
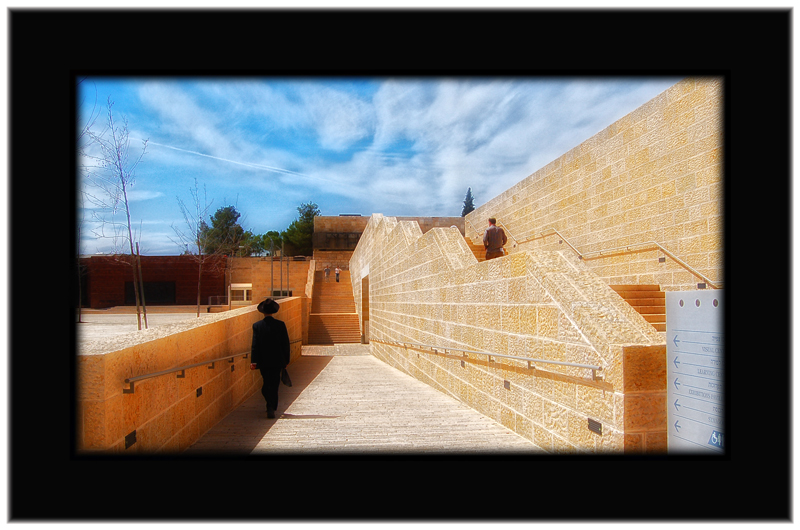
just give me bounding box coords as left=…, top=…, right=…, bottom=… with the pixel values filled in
left=249, top=298, right=290, bottom=418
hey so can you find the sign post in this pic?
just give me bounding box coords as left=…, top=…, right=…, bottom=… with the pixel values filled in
left=666, top=290, right=724, bottom=454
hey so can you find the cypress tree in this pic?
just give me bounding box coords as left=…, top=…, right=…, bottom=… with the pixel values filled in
left=461, top=187, right=476, bottom=217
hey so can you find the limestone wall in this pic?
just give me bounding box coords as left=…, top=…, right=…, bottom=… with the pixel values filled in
left=313, top=250, right=355, bottom=271
left=314, top=215, right=371, bottom=234
left=350, top=215, right=666, bottom=453
left=303, top=260, right=316, bottom=344
left=466, top=77, right=723, bottom=291
left=77, top=297, right=304, bottom=453
left=230, top=257, right=311, bottom=300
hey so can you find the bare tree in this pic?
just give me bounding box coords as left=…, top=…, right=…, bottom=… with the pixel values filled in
left=76, top=78, right=102, bottom=323
left=83, top=97, right=149, bottom=329
left=170, top=178, right=230, bottom=317
left=76, top=194, right=88, bottom=323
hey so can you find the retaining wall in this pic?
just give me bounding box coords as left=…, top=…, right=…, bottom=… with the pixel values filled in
left=350, top=215, right=667, bottom=453
left=76, top=297, right=303, bottom=453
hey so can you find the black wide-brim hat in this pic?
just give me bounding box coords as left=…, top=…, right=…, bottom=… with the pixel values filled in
left=257, top=298, right=280, bottom=314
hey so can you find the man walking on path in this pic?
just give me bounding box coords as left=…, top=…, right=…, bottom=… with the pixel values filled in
left=249, top=298, right=290, bottom=419
left=483, top=217, right=507, bottom=260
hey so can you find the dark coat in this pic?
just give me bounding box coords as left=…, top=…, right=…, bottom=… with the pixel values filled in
left=250, top=316, right=290, bottom=368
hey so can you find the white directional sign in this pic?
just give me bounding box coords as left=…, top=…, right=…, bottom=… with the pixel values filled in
left=666, top=290, right=724, bottom=454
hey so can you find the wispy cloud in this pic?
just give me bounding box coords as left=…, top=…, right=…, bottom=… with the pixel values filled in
left=145, top=140, right=311, bottom=178
left=78, top=76, right=684, bottom=255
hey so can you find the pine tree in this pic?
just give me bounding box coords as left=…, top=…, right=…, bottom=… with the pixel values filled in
left=461, top=187, right=476, bottom=216
left=281, top=202, right=320, bottom=256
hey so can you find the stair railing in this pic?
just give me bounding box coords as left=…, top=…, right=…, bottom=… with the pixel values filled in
left=516, top=228, right=721, bottom=289
left=465, top=217, right=479, bottom=240
left=522, top=227, right=583, bottom=259
left=372, top=338, right=603, bottom=382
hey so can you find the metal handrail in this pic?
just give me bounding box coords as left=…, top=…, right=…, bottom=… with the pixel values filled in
left=582, top=241, right=720, bottom=289
left=496, top=220, right=518, bottom=247
left=123, top=339, right=302, bottom=394
left=373, top=339, right=603, bottom=381
left=517, top=228, right=721, bottom=289
left=465, top=217, right=479, bottom=239
left=523, top=227, right=583, bottom=258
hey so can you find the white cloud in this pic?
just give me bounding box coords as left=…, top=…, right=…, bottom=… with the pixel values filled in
left=297, top=84, right=375, bottom=151
left=137, top=81, right=237, bottom=157
left=78, top=76, right=683, bottom=255
left=126, top=190, right=164, bottom=202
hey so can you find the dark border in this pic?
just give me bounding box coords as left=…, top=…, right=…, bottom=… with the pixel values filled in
left=9, top=8, right=791, bottom=522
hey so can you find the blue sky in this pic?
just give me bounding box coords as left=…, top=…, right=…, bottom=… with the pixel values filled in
left=77, top=75, right=683, bottom=256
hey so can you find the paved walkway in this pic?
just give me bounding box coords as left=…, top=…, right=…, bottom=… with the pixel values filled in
left=184, top=344, right=544, bottom=455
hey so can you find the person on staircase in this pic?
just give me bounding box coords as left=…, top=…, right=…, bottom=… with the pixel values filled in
left=249, top=298, right=290, bottom=419
left=483, top=217, right=507, bottom=260
left=335, top=266, right=341, bottom=282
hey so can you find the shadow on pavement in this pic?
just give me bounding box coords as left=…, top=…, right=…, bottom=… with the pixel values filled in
left=182, top=354, right=335, bottom=457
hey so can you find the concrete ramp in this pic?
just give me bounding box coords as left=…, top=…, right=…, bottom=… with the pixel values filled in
left=184, top=345, right=543, bottom=455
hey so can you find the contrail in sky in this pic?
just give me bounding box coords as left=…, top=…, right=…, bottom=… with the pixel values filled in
left=144, top=140, right=320, bottom=180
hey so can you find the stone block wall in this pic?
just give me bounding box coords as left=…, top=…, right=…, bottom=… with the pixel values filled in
left=350, top=215, right=666, bottom=453
left=467, top=77, right=723, bottom=291
left=314, top=215, right=371, bottom=234
left=76, top=297, right=303, bottom=454
left=230, top=257, right=311, bottom=300
left=313, top=250, right=355, bottom=271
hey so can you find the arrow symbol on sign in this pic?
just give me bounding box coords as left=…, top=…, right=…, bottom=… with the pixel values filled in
left=674, top=420, right=681, bottom=432
left=674, top=378, right=681, bottom=390
left=673, top=335, right=680, bottom=348
left=673, top=357, right=681, bottom=369
left=674, top=399, right=681, bottom=412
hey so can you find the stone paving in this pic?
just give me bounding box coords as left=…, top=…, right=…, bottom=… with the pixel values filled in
left=76, top=310, right=218, bottom=344
left=184, top=344, right=544, bottom=455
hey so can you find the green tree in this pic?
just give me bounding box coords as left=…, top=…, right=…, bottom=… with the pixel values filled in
left=202, top=205, right=247, bottom=255
left=281, top=202, right=320, bottom=256
left=261, top=231, right=283, bottom=255
left=461, top=187, right=476, bottom=217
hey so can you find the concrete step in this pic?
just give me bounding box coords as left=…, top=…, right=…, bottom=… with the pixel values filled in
left=611, top=289, right=666, bottom=299
left=308, top=313, right=362, bottom=344
left=465, top=238, right=486, bottom=261
left=609, top=284, right=662, bottom=291
left=609, top=284, right=666, bottom=333
left=625, top=298, right=666, bottom=307
left=631, top=305, right=667, bottom=314
left=310, top=271, right=359, bottom=344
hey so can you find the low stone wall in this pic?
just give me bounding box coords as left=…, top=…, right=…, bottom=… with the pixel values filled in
left=76, top=297, right=304, bottom=453
left=350, top=215, right=667, bottom=453
left=303, top=260, right=316, bottom=344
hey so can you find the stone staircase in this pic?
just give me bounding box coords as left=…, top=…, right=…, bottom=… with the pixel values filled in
left=308, top=270, right=362, bottom=344
left=465, top=238, right=486, bottom=262
left=609, top=284, right=667, bottom=332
